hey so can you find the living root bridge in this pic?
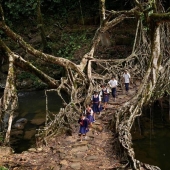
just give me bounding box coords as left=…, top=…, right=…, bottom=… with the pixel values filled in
left=111, top=10, right=170, bottom=170
left=0, top=1, right=170, bottom=170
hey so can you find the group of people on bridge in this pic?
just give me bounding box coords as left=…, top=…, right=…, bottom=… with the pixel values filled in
left=78, top=70, right=131, bottom=141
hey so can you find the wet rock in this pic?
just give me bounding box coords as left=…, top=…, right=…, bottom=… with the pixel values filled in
left=71, top=146, right=88, bottom=153
left=72, top=141, right=88, bottom=147
left=28, top=148, right=37, bottom=152
left=60, top=159, right=68, bottom=166
left=98, top=166, right=116, bottom=169
left=24, top=129, right=36, bottom=139
left=16, top=118, right=28, bottom=124
left=13, top=123, right=25, bottom=129
left=13, top=118, right=28, bottom=129
left=65, top=136, right=77, bottom=143
left=86, top=155, right=98, bottom=161
left=30, top=118, right=45, bottom=126
left=36, top=148, right=43, bottom=152
left=87, top=130, right=95, bottom=138
left=21, top=79, right=34, bottom=88
left=70, top=162, right=81, bottom=170
left=73, top=152, right=85, bottom=158
left=0, top=146, right=14, bottom=156
left=69, top=158, right=82, bottom=162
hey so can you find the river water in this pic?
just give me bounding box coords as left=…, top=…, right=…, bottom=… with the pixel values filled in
left=11, top=90, right=64, bottom=152
left=133, top=107, right=170, bottom=170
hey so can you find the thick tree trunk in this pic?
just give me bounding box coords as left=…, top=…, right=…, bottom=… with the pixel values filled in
left=113, top=18, right=166, bottom=170
left=0, top=54, right=18, bottom=145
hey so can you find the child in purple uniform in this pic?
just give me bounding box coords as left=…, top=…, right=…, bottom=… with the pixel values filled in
left=85, top=104, right=94, bottom=128
left=78, top=114, right=89, bottom=142
left=91, top=91, right=102, bottom=121
left=100, top=84, right=110, bottom=110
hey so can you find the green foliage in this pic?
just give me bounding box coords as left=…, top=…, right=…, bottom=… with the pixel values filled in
left=4, top=0, right=37, bottom=20
left=17, top=71, right=34, bottom=81
left=56, top=31, right=90, bottom=59
left=17, top=71, right=47, bottom=89
left=33, top=79, right=47, bottom=89
left=2, top=0, right=133, bottom=22
left=2, top=0, right=99, bottom=22
left=0, top=167, right=8, bottom=170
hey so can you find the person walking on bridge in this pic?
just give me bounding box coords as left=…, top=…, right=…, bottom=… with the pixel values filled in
left=108, top=76, right=118, bottom=102
left=123, top=70, right=131, bottom=94
left=91, top=91, right=102, bottom=121
left=78, top=114, right=89, bottom=142
left=100, top=84, right=110, bottom=110
left=85, top=104, right=94, bottom=128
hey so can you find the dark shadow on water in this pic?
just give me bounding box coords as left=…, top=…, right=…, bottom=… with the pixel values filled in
left=132, top=106, right=170, bottom=170
left=11, top=90, right=67, bottom=153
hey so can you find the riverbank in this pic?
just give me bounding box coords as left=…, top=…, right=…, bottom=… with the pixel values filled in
left=1, top=80, right=169, bottom=170
left=0, top=83, right=139, bottom=170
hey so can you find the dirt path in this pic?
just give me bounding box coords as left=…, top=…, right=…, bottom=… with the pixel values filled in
left=0, top=82, right=140, bottom=170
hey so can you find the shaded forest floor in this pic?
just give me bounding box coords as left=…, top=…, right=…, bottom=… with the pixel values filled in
left=0, top=80, right=141, bottom=170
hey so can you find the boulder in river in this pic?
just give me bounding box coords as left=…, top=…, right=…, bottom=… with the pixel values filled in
left=16, top=118, right=28, bottom=124
left=13, top=118, right=27, bottom=129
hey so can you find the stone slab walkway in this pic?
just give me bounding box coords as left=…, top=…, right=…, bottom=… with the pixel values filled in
left=0, top=82, right=140, bottom=170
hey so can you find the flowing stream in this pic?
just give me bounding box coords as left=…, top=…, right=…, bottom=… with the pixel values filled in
left=133, top=107, right=170, bottom=170
left=11, top=90, right=65, bottom=153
